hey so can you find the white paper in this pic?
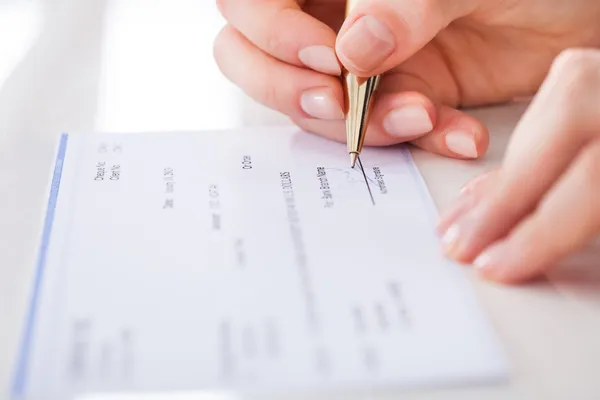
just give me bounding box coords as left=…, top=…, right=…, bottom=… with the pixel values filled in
left=11, top=127, right=508, bottom=399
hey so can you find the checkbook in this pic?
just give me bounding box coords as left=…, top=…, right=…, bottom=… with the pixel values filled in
left=11, top=128, right=508, bottom=399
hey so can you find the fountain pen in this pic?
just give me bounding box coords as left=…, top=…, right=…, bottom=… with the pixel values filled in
left=343, top=0, right=381, bottom=167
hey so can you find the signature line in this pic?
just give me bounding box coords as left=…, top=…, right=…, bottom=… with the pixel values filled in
left=357, top=156, right=375, bottom=206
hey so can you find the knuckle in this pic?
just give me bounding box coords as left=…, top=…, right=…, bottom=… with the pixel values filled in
left=212, top=23, right=291, bottom=115
left=265, top=31, right=285, bottom=58
left=545, top=48, right=600, bottom=130
left=551, top=48, right=600, bottom=89
left=382, top=0, right=445, bottom=35
left=215, top=0, right=229, bottom=17
left=210, top=23, right=293, bottom=116
left=251, top=57, right=282, bottom=110
left=259, top=81, right=281, bottom=109
left=212, top=25, right=233, bottom=70
left=554, top=48, right=598, bottom=64
left=262, top=9, right=295, bottom=57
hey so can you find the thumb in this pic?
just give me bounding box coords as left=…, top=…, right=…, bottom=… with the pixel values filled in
left=335, top=0, right=477, bottom=76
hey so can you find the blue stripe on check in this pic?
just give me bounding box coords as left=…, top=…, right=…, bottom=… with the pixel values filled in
left=11, top=133, right=69, bottom=399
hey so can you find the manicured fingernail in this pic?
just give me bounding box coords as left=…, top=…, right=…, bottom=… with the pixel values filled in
left=337, top=16, right=394, bottom=72
left=460, top=183, right=472, bottom=194
left=298, top=45, right=341, bottom=76
left=300, top=87, right=344, bottom=120
left=383, top=105, right=433, bottom=138
left=473, top=251, right=493, bottom=270
left=445, top=131, right=478, bottom=158
left=460, top=179, right=477, bottom=194
left=440, top=214, right=481, bottom=260
left=473, top=243, right=506, bottom=273
left=441, top=224, right=461, bottom=251
left=461, top=171, right=492, bottom=193
left=474, top=243, right=515, bottom=281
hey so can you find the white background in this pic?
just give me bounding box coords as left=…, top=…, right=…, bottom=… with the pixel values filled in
left=0, top=0, right=599, bottom=399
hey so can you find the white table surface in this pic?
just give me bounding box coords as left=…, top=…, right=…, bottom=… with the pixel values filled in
left=0, top=1, right=598, bottom=399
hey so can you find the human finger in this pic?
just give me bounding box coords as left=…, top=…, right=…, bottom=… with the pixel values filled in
left=292, top=89, right=488, bottom=156
left=368, top=89, right=488, bottom=158
left=436, top=169, right=498, bottom=236
left=460, top=170, right=498, bottom=195
left=215, top=27, right=489, bottom=156
left=410, top=105, right=488, bottom=159
left=214, top=33, right=491, bottom=153
left=439, top=48, right=600, bottom=263
left=474, top=140, right=600, bottom=283
left=214, top=24, right=344, bottom=120
left=361, top=55, right=488, bottom=156
left=217, top=0, right=341, bottom=75
left=335, top=0, right=477, bottom=76
left=294, top=63, right=489, bottom=151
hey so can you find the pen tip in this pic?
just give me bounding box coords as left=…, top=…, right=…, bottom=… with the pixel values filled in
left=349, top=153, right=358, bottom=168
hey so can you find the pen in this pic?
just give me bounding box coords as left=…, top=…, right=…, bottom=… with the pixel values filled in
left=343, top=0, right=382, bottom=168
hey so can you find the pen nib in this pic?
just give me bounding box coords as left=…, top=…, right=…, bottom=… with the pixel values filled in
left=349, top=152, right=358, bottom=168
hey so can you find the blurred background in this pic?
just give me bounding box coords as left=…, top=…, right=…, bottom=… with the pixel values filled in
left=0, top=0, right=289, bottom=138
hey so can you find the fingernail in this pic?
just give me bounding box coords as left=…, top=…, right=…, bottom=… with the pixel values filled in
left=461, top=170, right=492, bottom=193
left=473, top=251, right=493, bottom=270
left=474, top=243, right=513, bottom=281
left=337, top=16, right=394, bottom=73
left=445, top=131, right=478, bottom=158
left=440, top=214, right=480, bottom=260
left=460, top=183, right=472, bottom=194
left=298, top=45, right=341, bottom=76
left=473, top=243, right=506, bottom=273
left=383, top=105, right=433, bottom=138
left=441, top=224, right=461, bottom=251
left=300, top=87, right=344, bottom=120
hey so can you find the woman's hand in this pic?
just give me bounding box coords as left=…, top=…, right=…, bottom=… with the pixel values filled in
left=437, top=49, right=600, bottom=284
left=213, top=0, right=600, bottom=159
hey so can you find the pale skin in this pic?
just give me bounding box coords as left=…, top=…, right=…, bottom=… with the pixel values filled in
left=213, top=0, right=600, bottom=284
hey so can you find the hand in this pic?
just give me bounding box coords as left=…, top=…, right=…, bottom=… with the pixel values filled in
left=437, top=49, right=600, bottom=284
left=213, top=0, right=600, bottom=159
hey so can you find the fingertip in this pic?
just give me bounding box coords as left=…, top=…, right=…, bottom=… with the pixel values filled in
left=298, top=45, right=342, bottom=76
left=375, top=91, right=437, bottom=141
left=222, top=0, right=341, bottom=72
left=296, top=72, right=345, bottom=120
left=300, top=86, right=345, bottom=120
left=335, top=0, right=467, bottom=77
left=410, top=106, right=488, bottom=160
left=442, top=111, right=489, bottom=159
left=472, top=239, right=550, bottom=285
left=475, top=260, right=535, bottom=285
left=213, top=24, right=235, bottom=68
left=471, top=115, right=490, bottom=156
left=215, top=24, right=345, bottom=121
left=461, top=169, right=497, bottom=194
left=335, top=12, right=397, bottom=76
left=436, top=191, right=476, bottom=236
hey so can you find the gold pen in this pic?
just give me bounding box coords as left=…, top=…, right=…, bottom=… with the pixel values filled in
left=343, top=0, right=381, bottom=168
